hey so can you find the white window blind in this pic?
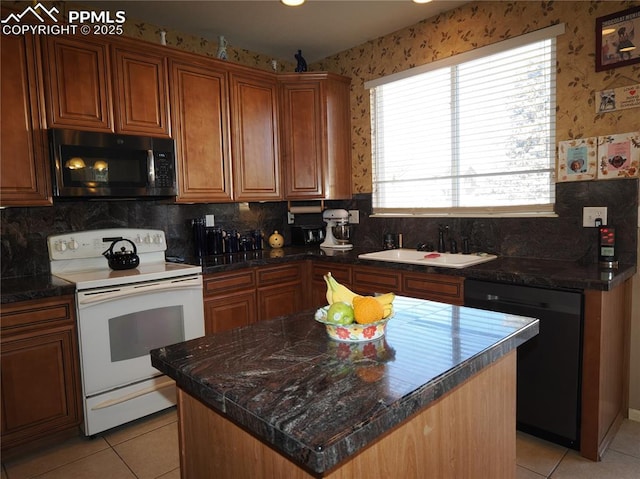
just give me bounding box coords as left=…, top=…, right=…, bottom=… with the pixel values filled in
left=367, top=24, right=564, bottom=217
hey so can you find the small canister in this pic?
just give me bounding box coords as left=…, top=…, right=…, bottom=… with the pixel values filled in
left=269, top=231, right=284, bottom=248
left=383, top=233, right=398, bottom=250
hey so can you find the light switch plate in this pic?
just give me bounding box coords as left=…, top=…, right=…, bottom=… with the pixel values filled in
left=582, top=207, right=607, bottom=227
left=348, top=210, right=360, bottom=224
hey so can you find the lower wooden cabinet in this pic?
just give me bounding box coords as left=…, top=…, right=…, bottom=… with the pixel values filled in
left=402, top=272, right=464, bottom=306
left=0, top=295, right=82, bottom=455
left=343, top=264, right=464, bottom=306
left=203, top=261, right=464, bottom=334
left=204, top=290, right=257, bottom=334
left=203, top=262, right=306, bottom=334
left=203, top=269, right=256, bottom=334
left=351, top=265, right=402, bottom=295
left=256, top=262, right=306, bottom=321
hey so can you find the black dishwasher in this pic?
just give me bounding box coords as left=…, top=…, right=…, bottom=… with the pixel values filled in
left=464, top=279, right=583, bottom=449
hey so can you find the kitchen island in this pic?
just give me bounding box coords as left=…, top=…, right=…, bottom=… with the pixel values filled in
left=151, top=296, right=538, bottom=478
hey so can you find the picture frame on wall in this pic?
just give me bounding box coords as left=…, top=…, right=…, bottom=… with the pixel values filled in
left=596, top=6, right=640, bottom=71
left=557, top=138, right=597, bottom=182
left=597, top=132, right=640, bottom=180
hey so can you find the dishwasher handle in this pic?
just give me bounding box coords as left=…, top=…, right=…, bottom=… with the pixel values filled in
left=485, top=294, right=550, bottom=310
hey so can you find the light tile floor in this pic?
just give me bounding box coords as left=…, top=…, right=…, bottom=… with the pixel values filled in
left=2, top=409, right=639, bottom=478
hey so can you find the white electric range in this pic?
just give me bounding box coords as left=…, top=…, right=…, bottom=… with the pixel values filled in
left=48, top=228, right=204, bottom=436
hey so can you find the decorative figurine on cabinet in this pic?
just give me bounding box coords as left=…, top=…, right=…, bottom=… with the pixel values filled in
left=217, top=35, right=228, bottom=60
left=295, top=49, right=307, bottom=72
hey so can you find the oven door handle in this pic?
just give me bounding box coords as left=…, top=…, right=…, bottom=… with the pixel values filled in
left=77, top=278, right=202, bottom=307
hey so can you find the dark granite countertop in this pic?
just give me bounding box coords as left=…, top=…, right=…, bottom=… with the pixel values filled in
left=151, top=295, right=539, bottom=474
left=192, top=246, right=635, bottom=292
left=0, top=274, right=75, bottom=304
left=1, top=246, right=635, bottom=303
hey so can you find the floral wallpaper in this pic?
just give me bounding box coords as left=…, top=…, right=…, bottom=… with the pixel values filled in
left=310, top=1, right=640, bottom=194
left=53, top=1, right=295, bottom=73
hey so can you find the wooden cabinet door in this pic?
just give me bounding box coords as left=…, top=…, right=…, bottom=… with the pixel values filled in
left=279, top=79, right=324, bottom=198
left=204, top=290, right=257, bottom=334
left=42, top=36, right=113, bottom=131
left=112, top=47, right=170, bottom=137
left=0, top=29, right=51, bottom=207
left=229, top=70, right=281, bottom=201
left=257, top=283, right=305, bottom=322
left=1, top=296, right=81, bottom=453
left=256, top=262, right=306, bottom=321
left=171, top=60, right=232, bottom=202
left=279, top=73, right=352, bottom=200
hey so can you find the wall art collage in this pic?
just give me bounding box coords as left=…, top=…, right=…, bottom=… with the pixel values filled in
left=557, top=131, right=640, bottom=182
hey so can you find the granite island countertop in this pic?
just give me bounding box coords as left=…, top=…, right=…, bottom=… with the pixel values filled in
left=151, top=295, right=539, bottom=474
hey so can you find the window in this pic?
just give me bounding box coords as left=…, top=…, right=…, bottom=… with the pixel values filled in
left=367, top=24, right=565, bottom=217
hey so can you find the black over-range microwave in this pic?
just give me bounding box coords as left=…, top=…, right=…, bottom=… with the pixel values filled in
left=50, top=129, right=177, bottom=198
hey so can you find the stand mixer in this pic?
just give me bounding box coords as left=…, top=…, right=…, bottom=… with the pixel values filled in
left=320, top=209, right=353, bottom=250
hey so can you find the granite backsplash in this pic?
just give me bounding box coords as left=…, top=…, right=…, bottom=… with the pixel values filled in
left=1, top=179, right=638, bottom=279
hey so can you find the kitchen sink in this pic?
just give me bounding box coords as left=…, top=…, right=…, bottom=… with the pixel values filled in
left=358, top=249, right=498, bottom=269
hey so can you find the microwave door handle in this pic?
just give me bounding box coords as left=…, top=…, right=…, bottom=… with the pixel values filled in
left=77, top=279, right=202, bottom=307
left=147, top=150, right=155, bottom=185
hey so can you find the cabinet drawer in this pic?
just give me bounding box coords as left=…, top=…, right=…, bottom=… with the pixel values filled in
left=311, top=262, right=351, bottom=285
left=1, top=296, right=74, bottom=332
left=351, top=266, right=401, bottom=295
left=256, top=262, right=304, bottom=286
left=203, top=269, right=256, bottom=297
left=402, top=273, right=464, bottom=305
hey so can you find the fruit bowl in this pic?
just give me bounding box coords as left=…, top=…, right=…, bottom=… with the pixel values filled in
left=314, top=306, right=391, bottom=342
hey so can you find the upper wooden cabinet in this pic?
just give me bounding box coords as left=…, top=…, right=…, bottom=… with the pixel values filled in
left=170, top=58, right=233, bottom=203
left=278, top=73, right=352, bottom=200
left=112, top=46, right=170, bottom=137
left=42, top=35, right=114, bottom=132
left=42, top=36, right=170, bottom=137
left=0, top=28, right=51, bottom=207
left=229, top=68, right=281, bottom=201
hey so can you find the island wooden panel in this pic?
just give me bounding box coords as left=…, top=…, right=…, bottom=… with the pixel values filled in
left=177, top=351, right=516, bottom=478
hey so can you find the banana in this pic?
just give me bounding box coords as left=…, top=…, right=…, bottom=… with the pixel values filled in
left=323, top=273, right=395, bottom=319
left=323, top=274, right=334, bottom=304
left=323, top=273, right=360, bottom=305
left=374, top=292, right=395, bottom=306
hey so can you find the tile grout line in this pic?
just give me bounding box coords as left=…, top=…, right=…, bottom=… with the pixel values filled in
left=547, top=448, right=571, bottom=478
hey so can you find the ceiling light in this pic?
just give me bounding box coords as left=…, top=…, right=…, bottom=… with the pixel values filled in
left=413, top=0, right=434, bottom=3
left=281, top=0, right=305, bottom=6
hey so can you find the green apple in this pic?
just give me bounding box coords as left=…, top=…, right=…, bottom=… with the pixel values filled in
left=326, top=302, right=355, bottom=325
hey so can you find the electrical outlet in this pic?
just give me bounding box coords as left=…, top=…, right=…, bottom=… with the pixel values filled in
left=205, top=214, right=215, bottom=227
left=287, top=212, right=295, bottom=224
left=348, top=210, right=360, bottom=224
left=582, top=206, right=607, bottom=227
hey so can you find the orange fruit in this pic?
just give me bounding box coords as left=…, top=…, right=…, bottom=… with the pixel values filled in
left=352, top=296, right=384, bottom=324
